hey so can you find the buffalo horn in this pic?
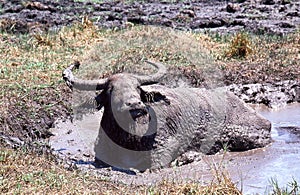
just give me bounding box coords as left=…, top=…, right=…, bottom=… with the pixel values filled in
left=135, top=60, right=167, bottom=84
left=63, top=62, right=108, bottom=91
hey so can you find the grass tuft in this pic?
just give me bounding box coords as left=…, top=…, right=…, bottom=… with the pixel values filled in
left=225, top=32, right=253, bottom=59
left=144, top=170, right=242, bottom=195
left=269, top=177, right=299, bottom=195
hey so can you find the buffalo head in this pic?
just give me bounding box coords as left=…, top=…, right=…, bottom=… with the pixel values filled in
left=63, top=61, right=167, bottom=137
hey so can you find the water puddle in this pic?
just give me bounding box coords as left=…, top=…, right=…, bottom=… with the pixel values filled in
left=237, top=103, right=300, bottom=194
left=48, top=103, right=300, bottom=195
left=49, top=111, right=102, bottom=163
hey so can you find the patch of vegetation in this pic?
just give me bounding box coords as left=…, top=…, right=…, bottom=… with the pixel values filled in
left=269, top=178, right=299, bottom=195
left=0, top=148, right=242, bottom=194
left=214, top=30, right=299, bottom=84
left=0, top=149, right=130, bottom=194
left=0, top=19, right=106, bottom=141
left=77, top=25, right=216, bottom=77
left=225, top=32, right=253, bottom=59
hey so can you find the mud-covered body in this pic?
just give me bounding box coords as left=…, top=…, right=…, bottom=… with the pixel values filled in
left=63, top=61, right=271, bottom=171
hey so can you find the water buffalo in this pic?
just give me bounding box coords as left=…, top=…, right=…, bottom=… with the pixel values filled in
left=63, top=61, right=271, bottom=171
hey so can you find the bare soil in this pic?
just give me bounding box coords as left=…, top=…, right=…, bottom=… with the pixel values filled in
left=0, top=0, right=299, bottom=34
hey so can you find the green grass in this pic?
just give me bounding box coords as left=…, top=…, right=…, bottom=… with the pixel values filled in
left=269, top=178, right=299, bottom=195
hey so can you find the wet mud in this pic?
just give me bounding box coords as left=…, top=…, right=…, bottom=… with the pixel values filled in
left=0, top=0, right=299, bottom=35
left=49, top=101, right=300, bottom=195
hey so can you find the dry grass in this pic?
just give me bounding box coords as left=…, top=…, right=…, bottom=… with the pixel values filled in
left=1, top=148, right=297, bottom=194
left=216, top=30, right=300, bottom=84
left=78, top=25, right=212, bottom=71
left=225, top=32, right=253, bottom=59
left=0, top=17, right=103, bottom=88
left=0, top=18, right=107, bottom=139
left=1, top=21, right=298, bottom=90
left=0, top=149, right=133, bottom=194
left=147, top=167, right=242, bottom=195
left=0, top=148, right=242, bottom=195
left=65, top=25, right=299, bottom=86
left=75, top=25, right=224, bottom=89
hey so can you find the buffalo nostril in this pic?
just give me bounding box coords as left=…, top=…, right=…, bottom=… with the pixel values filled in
left=126, top=102, right=132, bottom=106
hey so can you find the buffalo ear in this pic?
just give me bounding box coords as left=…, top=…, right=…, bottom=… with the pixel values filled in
left=94, top=91, right=107, bottom=110
left=71, top=91, right=104, bottom=120
left=140, top=85, right=170, bottom=105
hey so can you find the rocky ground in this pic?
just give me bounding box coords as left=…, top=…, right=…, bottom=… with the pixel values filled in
left=0, top=0, right=299, bottom=35
left=229, top=80, right=300, bottom=108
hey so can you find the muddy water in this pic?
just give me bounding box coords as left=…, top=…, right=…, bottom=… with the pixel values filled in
left=49, top=111, right=102, bottom=163
left=49, top=103, right=300, bottom=195
left=228, top=103, right=300, bottom=194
